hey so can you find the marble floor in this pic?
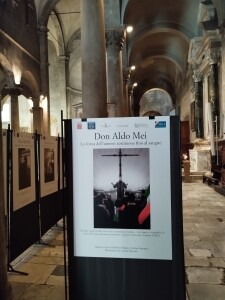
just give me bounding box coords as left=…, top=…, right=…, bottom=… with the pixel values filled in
left=8, top=182, right=225, bottom=300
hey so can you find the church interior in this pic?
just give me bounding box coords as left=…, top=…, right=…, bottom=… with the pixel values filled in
left=1, top=0, right=225, bottom=299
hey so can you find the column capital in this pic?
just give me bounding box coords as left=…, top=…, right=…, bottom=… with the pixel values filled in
left=106, top=27, right=126, bottom=50
left=193, top=69, right=203, bottom=83
left=38, top=25, right=49, bottom=34
left=206, top=49, right=221, bottom=64
left=4, top=84, right=23, bottom=95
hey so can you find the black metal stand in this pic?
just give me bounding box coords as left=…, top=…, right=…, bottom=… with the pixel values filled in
left=34, top=132, right=55, bottom=249
left=35, top=238, right=55, bottom=247
left=53, top=223, right=63, bottom=229
left=8, top=264, right=28, bottom=276
left=61, top=110, right=68, bottom=300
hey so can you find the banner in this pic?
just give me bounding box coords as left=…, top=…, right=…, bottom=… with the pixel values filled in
left=40, top=135, right=58, bottom=197
left=72, top=116, right=172, bottom=260
left=13, top=132, right=36, bottom=211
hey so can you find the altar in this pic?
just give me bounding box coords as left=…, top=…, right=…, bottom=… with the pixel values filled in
left=189, top=149, right=211, bottom=172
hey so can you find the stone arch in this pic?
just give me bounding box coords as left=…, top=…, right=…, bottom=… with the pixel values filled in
left=22, top=70, right=40, bottom=100
left=48, top=9, right=65, bottom=56
left=0, top=53, right=14, bottom=87
left=139, top=88, right=173, bottom=116
left=36, top=0, right=59, bottom=26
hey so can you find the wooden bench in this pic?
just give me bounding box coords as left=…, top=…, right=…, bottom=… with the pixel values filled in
left=203, top=174, right=219, bottom=186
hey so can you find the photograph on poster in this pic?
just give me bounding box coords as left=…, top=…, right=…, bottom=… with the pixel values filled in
left=13, top=132, right=36, bottom=211
left=18, top=148, right=31, bottom=190
left=40, top=136, right=58, bottom=197
left=93, top=148, right=150, bottom=230
left=44, top=148, right=55, bottom=183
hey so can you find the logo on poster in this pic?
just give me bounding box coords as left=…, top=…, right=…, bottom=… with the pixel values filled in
left=77, top=123, right=82, bottom=129
left=155, top=121, right=166, bottom=128
left=88, top=122, right=96, bottom=129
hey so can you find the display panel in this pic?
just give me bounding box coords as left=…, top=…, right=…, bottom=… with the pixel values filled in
left=72, top=116, right=172, bottom=260
left=40, top=135, right=58, bottom=197
left=12, top=132, right=36, bottom=211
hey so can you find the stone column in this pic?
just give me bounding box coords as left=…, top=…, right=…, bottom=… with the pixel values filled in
left=4, top=85, right=22, bottom=131
left=208, top=52, right=220, bottom=134
left=193, top=71, right=203, bottom=138
left=81, top=0, right=107, bottom=118
left=122, top=67, right=130, bottom=116
left=38, top=25, right=50, bottom=133
left=11, top=93, right=20, bottom=131
left=32, top=97, right=43, bottom=134
left=106, top=27, right=126, bottom=117
left=220, top=25, right=225, bottom=138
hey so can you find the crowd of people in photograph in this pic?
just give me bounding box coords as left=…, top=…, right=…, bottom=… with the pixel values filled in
left=94, top=184, right=150, bottom=229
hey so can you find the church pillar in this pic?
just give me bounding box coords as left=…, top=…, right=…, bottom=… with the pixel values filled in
left=4, top=85, right=22, bottom=131
left=193, top=71, right=203, bottom=138
left=81, top=0, right=107, bottom=118
left=11, top=92, right=20, bottom=131
left=208, top=53, right=220, bottom=134
left=220, top=25, right=225, bottom=138
left=38, top=25, right=50, bottom=133
left=106, top=27, right=126, bottom=117
left=122, top=67, right=130, bottom=116
left=32, top=97, right=43, bottom=134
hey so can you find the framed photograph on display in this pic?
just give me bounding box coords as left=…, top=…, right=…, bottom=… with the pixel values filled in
left=40, top=136, right=58, bottom=197
left=13, top=132, right=36, bottom=211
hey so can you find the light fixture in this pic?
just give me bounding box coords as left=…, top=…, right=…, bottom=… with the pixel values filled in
left=130, top=65, right=136, bottom=71
left=133, top=82, right=138, bottom=87
left=28, top=98, right=33, bottom=109
left=126, top=26, right=133, bottom=33
left=12, top=63, right=22, bottom=85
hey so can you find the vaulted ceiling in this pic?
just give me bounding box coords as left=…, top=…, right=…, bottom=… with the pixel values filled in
left=123, top=0, right=202, bottom=108
left=34, top=0, right=223, bottom=112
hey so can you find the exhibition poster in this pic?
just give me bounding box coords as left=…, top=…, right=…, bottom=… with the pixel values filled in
left=13, top=132, right=36, bottom=211
left=40, top=135, right=58, bottom=197
left=72, top=116, right=172, bottom=260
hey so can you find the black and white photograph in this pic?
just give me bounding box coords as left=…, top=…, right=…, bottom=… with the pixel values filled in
left=93, top=148, right=150, bottom=229
left=13, top=132, right=36, bottom=211
left=40, top=136, right=58, bottom=197
left=18, top=148, right=31, bottom=190
left=44, top=148, right=55, bottom=183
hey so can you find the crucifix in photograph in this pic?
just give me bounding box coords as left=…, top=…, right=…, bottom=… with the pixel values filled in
left=102, top=148, right=139, bottom=199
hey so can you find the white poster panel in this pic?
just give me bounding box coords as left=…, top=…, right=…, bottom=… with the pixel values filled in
left=40, top=135, right=58, bottom=197
left=72, top=117, right=172, bottom=260
left=2, top=130, right=7, bottom=215
left=13, top=132, right=36, bottom=211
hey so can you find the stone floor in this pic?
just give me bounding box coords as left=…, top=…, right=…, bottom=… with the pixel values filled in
left=8, top=182, right=225, bottom=300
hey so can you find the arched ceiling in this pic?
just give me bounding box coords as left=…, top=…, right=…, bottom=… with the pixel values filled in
left=33, top=0, right=222, bottom=113
left=123, top=0, right=203, bottom=105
